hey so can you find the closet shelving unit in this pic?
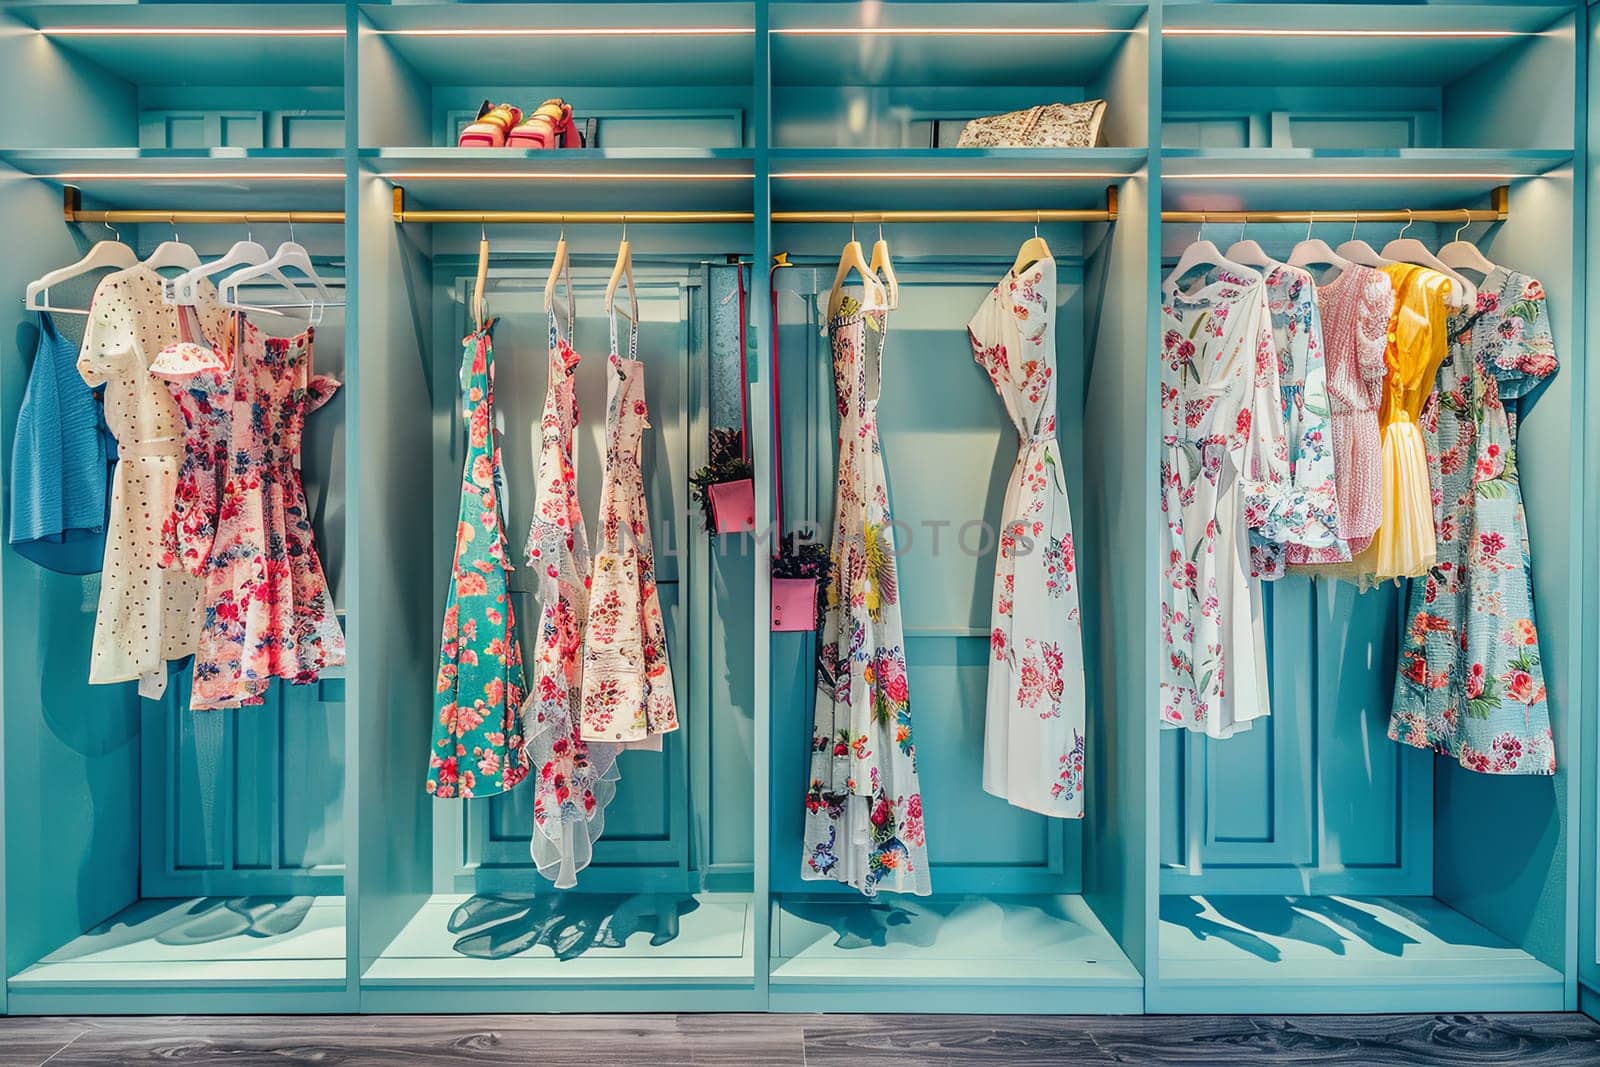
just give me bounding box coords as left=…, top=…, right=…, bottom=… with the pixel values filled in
left=1153, top=1, right=1583, bottom=1015
left=0, top=0, right=1594, bottom=1019
left=0, top=2, right=353, bottom=1015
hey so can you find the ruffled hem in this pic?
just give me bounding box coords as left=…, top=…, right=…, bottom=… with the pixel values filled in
left=523, top=694, right=623, bottom=889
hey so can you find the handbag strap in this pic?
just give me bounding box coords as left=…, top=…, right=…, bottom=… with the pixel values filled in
left=736, top=264, right=750, bottom=464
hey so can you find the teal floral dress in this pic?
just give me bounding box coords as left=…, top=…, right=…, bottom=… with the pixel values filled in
left=1388, top=271, right=1558, bottom=774
left=803, top=284, right=930, bottom=897
left=427, top=321, right=529, bottom=798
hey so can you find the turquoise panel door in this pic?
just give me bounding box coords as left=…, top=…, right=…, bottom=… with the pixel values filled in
left=439, top=271, right=696, bottom=895
left=770, top=261, right=1086, bottom=896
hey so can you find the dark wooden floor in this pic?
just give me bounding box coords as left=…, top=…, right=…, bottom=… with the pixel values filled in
left=3, top=1012, right=1600, bottom=1066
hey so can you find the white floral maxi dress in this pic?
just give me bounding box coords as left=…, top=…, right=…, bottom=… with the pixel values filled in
left=1159, top=266, right=1289, bottom=739
left=580, top=312, right=679, bottom=746
left=803, top=288, right=931, bottom=897
left=522, top=300, right=624, bottom=889
left=966, top=255, right=1086, bottom=818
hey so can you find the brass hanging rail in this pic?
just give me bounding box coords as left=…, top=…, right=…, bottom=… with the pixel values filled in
left=391, top=186, right=750, bottom=224
left=1160, top=185, right=1508, bottom=224
left=63, top=187, right=344, bottom=225
left=773, top=186, right=1119, bottom=224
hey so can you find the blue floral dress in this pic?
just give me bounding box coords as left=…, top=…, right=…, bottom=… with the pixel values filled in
left=1388, top=270, right=1558, bottom=774
left=803, top=284, right=930, bottom=897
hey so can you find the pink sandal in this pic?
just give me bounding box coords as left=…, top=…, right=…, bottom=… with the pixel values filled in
left=458, top=101, right=522, bottom=148
left=508, top=98, right=580, bottom=149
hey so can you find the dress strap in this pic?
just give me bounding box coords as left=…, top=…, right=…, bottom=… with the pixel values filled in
left=608, top=305, right=639, bottom=362
left=548, top=255, right=576, bottom=343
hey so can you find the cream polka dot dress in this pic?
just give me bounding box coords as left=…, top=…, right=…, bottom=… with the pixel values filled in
left=77, top=266, right=233, bottom=697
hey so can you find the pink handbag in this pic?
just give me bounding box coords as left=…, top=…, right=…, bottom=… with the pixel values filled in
left=771, top=577, right=818, bottom=632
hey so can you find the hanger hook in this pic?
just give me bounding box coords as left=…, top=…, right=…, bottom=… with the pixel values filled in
left=481, top=218, right=486, bottom=242
left=1350, top=210, right=1360, bottom=243
left=1034, top=210, right=1040, bottom=239
left=879, top=218, right=885, bottom=243
left=1454, top=208, right=1471, bottom=244
left=244, top=213, right=254, bottom=245
left=1238, top=216, right=1247, bottom=246
left=851, top=213, right=857, bottom=243
left=559, top=215, right=566, bottom=242
left=622, top=214, right=627, bottom=242
left=103, top=218, right=120, bottom=243
left=1198, top=210, right=1207, bottom=243
left=171, top=213, right=179, bottom=243
left=1305, top=210, right=1314, bottom=243
left=1400, top=208, right=1415, bottom=241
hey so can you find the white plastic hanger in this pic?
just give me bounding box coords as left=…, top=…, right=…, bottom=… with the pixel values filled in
left=1011, top=214, right=1052, bottom=278
left=543, top=220, right=571, bottom=315
left=166, top=221, right=302, bottom=308
left=1336, top=213, right=1394, bottom=268
left=827, top=219, right=885, bottom=320
left=1381, top=209, right=1475, bottom=308
left=143, top=216, right=202, bottom=272
left=24, top=221, right=137, bottom=315
left=219, top=217, right=337, bottom=321
left=1226, top=219, right=1278, bottom=269
left=1165, top=214, right=1257, bottom=291
left=869, top=220, right=900, bottom=308
left=1287, top=213, right=1354, bottom=275
left=472, top=220, right=490, bottom=330
left=604, top=217, right=638, bottom=324
left=1437, top=209, right=1499, bottom=278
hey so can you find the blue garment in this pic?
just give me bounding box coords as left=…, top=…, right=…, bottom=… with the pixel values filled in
left=8, top=312, right=112, bottom=573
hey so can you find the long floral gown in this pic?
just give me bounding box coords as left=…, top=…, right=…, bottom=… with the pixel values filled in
left=523, top=300, right=623, bottom=888
left=1159, top=264, right=1289, bottom=739
left=803, top=284, right=930, bottom=897
left=427, top=321, right=528, bottom=798
left=966, top=255, right=1086, bottom=818
left=580, top=312, right=679, bottom=744
left=153, top=312, right=344, bottom=711
left=1388, top=270, right=1558, bottom=774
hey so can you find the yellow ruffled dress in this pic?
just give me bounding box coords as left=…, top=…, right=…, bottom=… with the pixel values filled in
left=1356, top=262, right=1453, bottom=584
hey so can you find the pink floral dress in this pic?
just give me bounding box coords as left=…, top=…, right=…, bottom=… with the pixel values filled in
left=1388, top=270, right=1558, bottom=774
left=966, top=255, right=1085, bottom=819
left=154, top=312, right=344, bottom=711
left=427, top=321, right=527, bottom=798
left=580, top=311, right=679, bottom=744
left=1159, top=264, right=1289, bottom=739
left=804, top=282, right=930, bottom=897
left=522, top=292, right=623, bottom=888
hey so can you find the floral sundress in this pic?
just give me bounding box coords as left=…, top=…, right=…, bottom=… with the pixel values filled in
left=427, top=321, right=528, bottom=798
left=966, top=255, right=1086, bottom=819
left=1159, top=264, right=1289, bottom=739
left=580, top=310, right=679, bottom=744
left=522, top=292, right=623, bottom=888
left=1388, top=270, right=1558, bottom=774
left=154, top=311, right=344, bottom=711
left=803, top=281, right=930, bottom=897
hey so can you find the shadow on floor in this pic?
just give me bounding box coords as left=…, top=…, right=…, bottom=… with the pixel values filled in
left=57, top=896, right=317, bottom=960
left=446, top=893, right=700, bottom=961
left=783, top=894, right=1082, bottom=951
left=1161, top=894, right=1435, bottom=963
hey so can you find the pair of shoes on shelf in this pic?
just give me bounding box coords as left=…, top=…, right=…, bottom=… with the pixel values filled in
left=458, top=98, right=580, bottom=148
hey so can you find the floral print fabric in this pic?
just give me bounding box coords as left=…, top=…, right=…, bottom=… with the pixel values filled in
left=153, top=314, right=344, bottom=711
left=966, top=255, right=1086, bottom=818
left=580, top=313, right=679, bottom=744
left=804, top=285, right=930, bottom=897
left=523, top=304, right=622, bottom=888
left=428, top=322, right=528, bottom=798
left=1389, top=270, right=1558, bottom=774
left=1159, top=264, right=1289, bottom=739
left=1250, top=263, right=1341, bottom=579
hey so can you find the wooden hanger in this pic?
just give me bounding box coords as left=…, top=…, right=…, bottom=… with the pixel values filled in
left=1011, top=214, right=1051, bottom=277
left=868, top=221, right=899, bottom=309
left=827, top=222, right=883, bottom=320
left=605, top=217, right=638, bottom=323
left=25, top=223, right=137, bottom=315
left=1437, top=209, right=1498, bottom=278
left=543, top=221, right=571, bottom=315
left=1381, top=209, right=1475, bottom=307
left=472, top=221, right=490, bottom=330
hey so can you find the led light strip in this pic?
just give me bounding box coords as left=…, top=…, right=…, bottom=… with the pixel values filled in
left=773, top=170, right=1124, bottom=180
left=43, top=27, right=345, bottom=37
left=1163, top=28, right=1530, bottom=39
left=1174, top=172, right=1529, bottom=180
left=376, top=27, right=752, bottom=37
left=772, top=28, right=1125, bottom=36
left=50, top=172, right=345, bottom=181
left=384, top=171, right=751, bottom=181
